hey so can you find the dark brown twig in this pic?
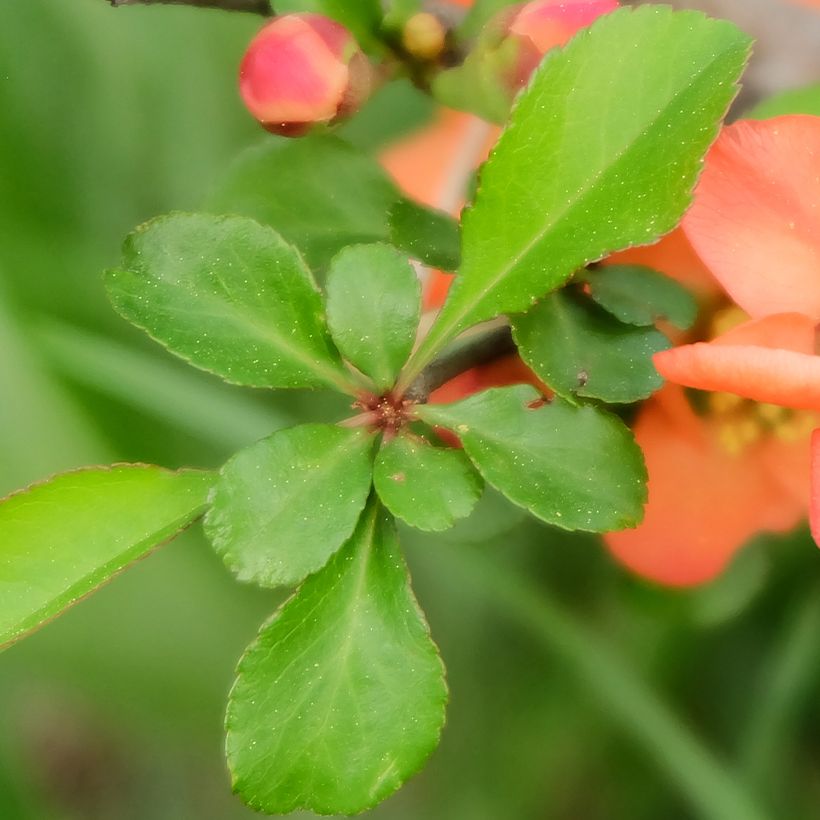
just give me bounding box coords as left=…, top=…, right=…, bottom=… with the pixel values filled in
left=404, top=324, right=516, bottom=403
left=108, top=0, right=270, bottom=14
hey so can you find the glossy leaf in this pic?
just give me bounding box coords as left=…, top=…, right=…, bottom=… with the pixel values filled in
left=374, top=435, right=482, bottom=531
left=582, top=265, right=698, bottom=329
left=272, top=0, right=384, bottom=51
left=0, top=465, right=214, bottom=650
left=106, top=213, right=353, bottom=394
left=512, top=291, right=669, bottom=403
left=325, top=244, right=420, bottom=391
left=204, top=424, right=375, bottom=587
left=389, top=198, right=461, bottom=272
left=208, top=135, right=399, bottom=271
left=227, top=501, right=447, bottom=815
left=418, top=386, right=647, bottom=532
left=415, top=7, right=750, bottom=368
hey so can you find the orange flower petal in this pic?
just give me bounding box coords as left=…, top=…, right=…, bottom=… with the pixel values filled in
left=605, top=386, right=806, bottom=586
left=711, top=312, right=818, bottom=354
left=812, top=429, right=820, bottom=545
left=379, top=110, right=499, bottom=209
left=654, top=341, right=820, bottom=412
left=683, top=116, right=820, bottom=320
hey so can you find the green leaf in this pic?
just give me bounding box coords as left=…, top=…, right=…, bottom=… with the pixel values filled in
left=582, top=265, right=698, bottom=329
left=459, top=0, right=519, bottom=38
left=511, top=291, right=669, bottom=404
left=0, top=465, right=213, bottom=650
left=411, top=7, right=750, bottom=375
left=389, top=198, right=461, bottom=271
left=204, top=424, right=375, bottom=587
left=746, top=83, right=820, bottom=120
left=418, top=385, right=647, bottom=532
left=207, top=135, right=400, bottom=272
left=325, top=244, right=420, bottom=392
left=106, top=213, right=354, bottom=394
left=431, top=41, right=517, bottom=124
left=271, top=0, right=384, bottom=52
left=226, top=500, right=447, bottom=815
left=339, top=79, right=435, bottom=151
left=374, top=434, right=482, bottom=531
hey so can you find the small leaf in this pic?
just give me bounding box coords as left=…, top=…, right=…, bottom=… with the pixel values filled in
left=415, top=7, right=750, bottom=364
left=0, top=465, right=213, bottom=650
left=459, top=0, right=520, bottom=38
left=388, top=198, right=461, bottom=271
left=418, top=386, right=647, bottom=532
left=374, top=435, right=482, bottom=531
left=226, top=500, right=447, bottom=815
left=746, top=83, right=820, bottom=120
left=431, top=43, right=514, bottom=125
left=512, top=290, right=669, bottom=404
left=208, top=135, right=399, bottom=272
left=339, top=79, right=436, bottom=151
left=325, top=244, right=420, bottom=391
left=271, top=0, right=384, bottom=52
left=582, top=265, right=698, bottom=329
left=106, top=213, right=353, bottom=394
left=204, top=424, right=375, bottom=587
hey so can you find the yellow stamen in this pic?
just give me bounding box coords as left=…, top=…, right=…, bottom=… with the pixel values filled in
left=709, top=391, right=744, bottom=415
left=709, top=305, right=748, bottom=338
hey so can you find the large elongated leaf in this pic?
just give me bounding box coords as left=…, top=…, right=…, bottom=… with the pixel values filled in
left=418, top=386, right=647, bottom=532
left=511, top=291, right=669, bottom=404
left=105, top=213, right=353, bottom=394
left=208, top=135, right=399, bottom=272
left=0, top=465, right=214, bottom=650
left=413, top=7, right=750, bottom=369
left=227, top=501, right=447, bottom=815
left=326, top=244, right=420, bottom=392
left=204, top=424, right=375, bottom=587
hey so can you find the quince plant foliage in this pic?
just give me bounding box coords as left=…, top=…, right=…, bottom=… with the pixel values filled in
left=0, top=4, right=750, bottom=816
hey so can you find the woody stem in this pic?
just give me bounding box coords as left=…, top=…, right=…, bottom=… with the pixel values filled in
left=107, top=0, right=270, bottom=13
left=404, top=323, right=516, bottom=403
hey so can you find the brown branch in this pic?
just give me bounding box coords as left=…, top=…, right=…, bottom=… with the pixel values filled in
left=108, top=0, right=270, bottom=13
left=404, top=324, right=516, bottom=403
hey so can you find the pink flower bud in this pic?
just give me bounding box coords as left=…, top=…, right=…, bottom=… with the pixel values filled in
left=500, top=0, right=619, bottom=90
left=239, top=14, right=374, bottom=137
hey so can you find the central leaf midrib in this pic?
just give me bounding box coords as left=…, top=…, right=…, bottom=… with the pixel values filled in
left=247, top=506, right=381, bottom=792
left=141, top=272, right=346, bottom=389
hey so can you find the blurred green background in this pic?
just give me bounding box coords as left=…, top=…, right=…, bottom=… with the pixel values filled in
left=2, top=2, right=820, bottom=818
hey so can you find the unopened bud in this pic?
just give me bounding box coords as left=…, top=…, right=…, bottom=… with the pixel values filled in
left=402, top=12, right=447, bottom=61
left=500, top=0, right=619, bottom=90
left=239, top=14, right=374, bottom=137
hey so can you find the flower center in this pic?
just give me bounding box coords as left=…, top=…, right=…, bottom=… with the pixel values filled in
left=356, top=393, right=414, bottom=434
left=707, top=392, right=814, bottom=455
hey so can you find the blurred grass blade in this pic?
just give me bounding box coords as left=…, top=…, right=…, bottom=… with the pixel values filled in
left=0, top=284, right=111, bottom=492
left=440, top=544, right=770, bottom=820
left=35, top=320, right=291, bottom=450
